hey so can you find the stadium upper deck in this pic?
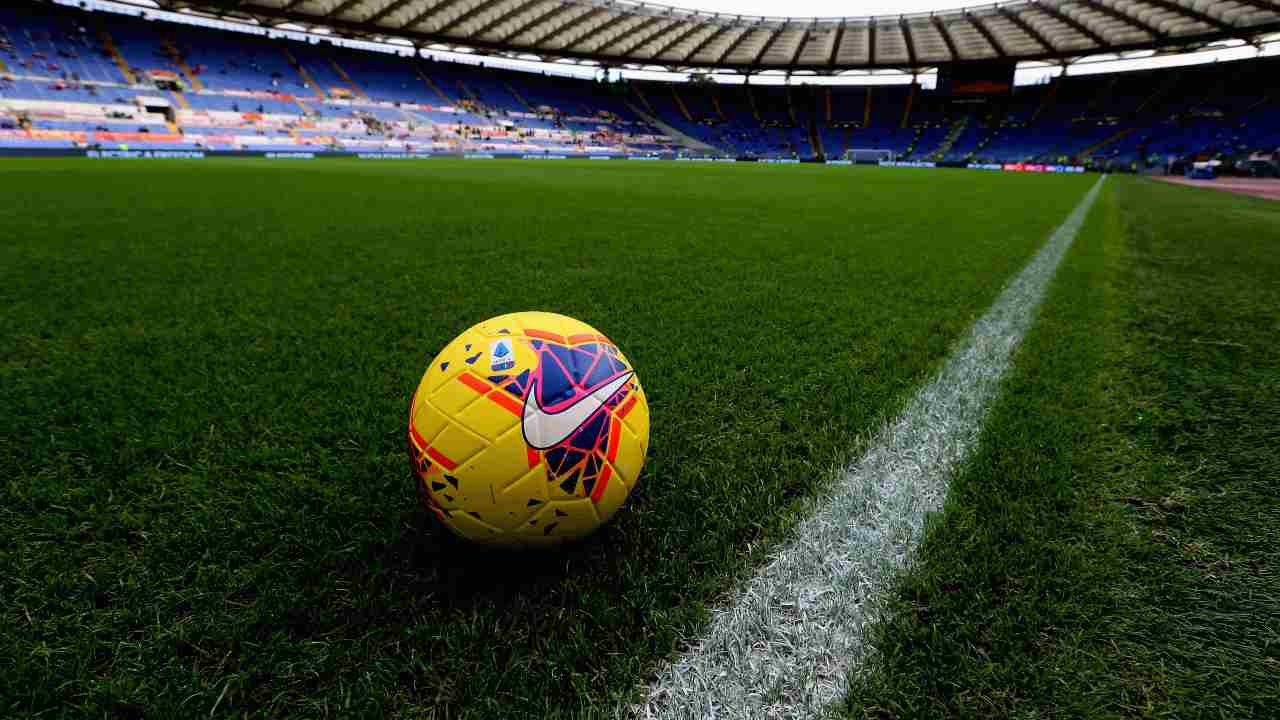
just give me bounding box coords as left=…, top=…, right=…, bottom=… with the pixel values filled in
left=0, top=0, right=1277, bottom=167
left=144, top=0, right=1280, bottom=74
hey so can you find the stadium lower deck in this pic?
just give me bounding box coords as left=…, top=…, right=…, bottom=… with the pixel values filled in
left=2, top=1, right=1278, bottom=169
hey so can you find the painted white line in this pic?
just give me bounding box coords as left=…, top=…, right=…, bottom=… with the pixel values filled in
left=636, top=176, right=1107, bottom=720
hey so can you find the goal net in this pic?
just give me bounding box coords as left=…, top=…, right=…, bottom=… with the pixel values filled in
left=844, top=148, right=896, bottom=165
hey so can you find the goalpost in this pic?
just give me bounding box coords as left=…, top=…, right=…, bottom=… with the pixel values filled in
left=844, top=148, right=896, bottom=165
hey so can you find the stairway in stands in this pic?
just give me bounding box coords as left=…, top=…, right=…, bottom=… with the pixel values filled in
left=1029, top=81, right=1059, bottom=125
left=963, top=106, right=1006, bottom=162
left=1084, top=75, right=1120, bottom=119
left=966, top=126, right=1002, bottom=161
left=97, top=30, right=135, bottom=84
left=901, top=125, right=925, bottom=158
left=329, top=58, right=368, bottom=99
left=808, top=115, right=824, bottom=158
left=505, top=80, right=534, bottom=112
left=1079, top=127, right=1135, bottom=159
left=929, top=116, right=968, bottom=160
left=627, top=100, right=720, bottom=153
left=794, top=85, right=823, bottom=158
left=631, top=83, right=658, bottom=116
left=456, top=79, right=484, bottom=106
left=747, top=85, right=762, bottom=123
left=160, top=36, right=204, bottom=91
left=1134, top=71, right=1180, bottom=117
left=415, top=66, right=453, bottom=105
left=670, top=86, right=694, bottom=122
left=282, top=47, right=326, bottom=100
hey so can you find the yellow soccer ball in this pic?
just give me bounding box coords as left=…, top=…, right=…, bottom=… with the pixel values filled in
left=407, top=312, right=650, bottom=545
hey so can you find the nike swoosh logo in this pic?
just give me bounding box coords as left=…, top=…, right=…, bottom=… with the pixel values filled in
left=522, top=371, right=634, bottom=450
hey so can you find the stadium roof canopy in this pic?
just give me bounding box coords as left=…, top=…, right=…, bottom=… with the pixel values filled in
left=154, top=1, right=1280, bottom=73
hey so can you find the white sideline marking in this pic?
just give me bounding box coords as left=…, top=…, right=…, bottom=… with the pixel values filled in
left=636, top=177, right=1107, bottom=719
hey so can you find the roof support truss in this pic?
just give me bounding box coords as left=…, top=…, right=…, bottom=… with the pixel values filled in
left=900, top=18, right=918, bottom=67
left=716, top=25, right=755, bottom=65
left=750, top=25, right=785, bottom=67
left=1000, top=6, right=1055, bottom=52
left=532, top=6, right=607, bottom=47
left=1139, top=0, right=1238, bottom=35
left=1032, top=1, right=1110, bottom=47
left=325, top=0, right=366, bottom=20
left=1074, top=0, right=1166, bottom=39
left=402, top=0, right=471, bottom=32
left=651, top=21, right=707, bottom=60
left=499, top=3, right=565, bottom=43
left=683, top=22, right=735, bottom=64
left=575, top=12, right=638, bottom=51
left=932, top=15, right=961, bottom=61
left=789, top=23, right=813, bottom=67
left=365, top=0, right=418, bottom=26
left=967, top=12, right=1007, bottom=57
left=1231, top=0, right=1280, bottom=11
left=437, top=0, right=509, bottom=37
left=828, top=22, right=846, bottom=66
left=472, top=0, right=542, bottom=38
left=608, top=16, right=672, bottom=56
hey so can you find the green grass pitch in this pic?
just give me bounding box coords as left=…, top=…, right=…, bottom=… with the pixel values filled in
left=846, top=177, right=1280, bottom=718
left=2, top=160, right=1274, bottom=718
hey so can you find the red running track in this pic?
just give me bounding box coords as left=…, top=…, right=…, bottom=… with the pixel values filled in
left=1157, top=176, right=1280, bottom=201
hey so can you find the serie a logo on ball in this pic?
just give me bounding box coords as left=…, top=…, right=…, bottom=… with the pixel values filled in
left=407, top=312, right=650, bottom=545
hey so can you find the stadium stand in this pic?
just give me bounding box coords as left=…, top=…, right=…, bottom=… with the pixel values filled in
left=0, top=2, right=674, bottom=157
left=0, top=1, right=1277, bottom=170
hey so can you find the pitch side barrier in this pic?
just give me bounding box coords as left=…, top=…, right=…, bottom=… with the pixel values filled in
left=1, top=148, right=714, bottom=160
left=1, top=149, right=818, bottom=162
left=2, top=149, right=1089, bottom=173
left=879, top=159, right=1090, bottom=174
left=0, top=148, right=651, bottom=160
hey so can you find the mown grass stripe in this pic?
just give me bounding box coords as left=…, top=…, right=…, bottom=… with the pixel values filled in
left=638, top=176, right=1107, bottom=719
left=0, top=160, right=1092, bottom=716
